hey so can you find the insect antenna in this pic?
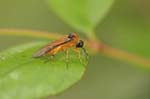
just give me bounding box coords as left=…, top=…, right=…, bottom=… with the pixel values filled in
left=81, top=47, right=89, bottom=60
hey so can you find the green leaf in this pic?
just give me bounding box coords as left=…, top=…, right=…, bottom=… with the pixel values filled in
left=97, top=0, right=150, bottom=58
left=46, top=0, right=114, bottom=33
left=0, top=41, right=88, bottom=99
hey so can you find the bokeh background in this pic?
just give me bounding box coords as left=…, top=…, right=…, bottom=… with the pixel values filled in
left=0, top=0, right=149, bottom=99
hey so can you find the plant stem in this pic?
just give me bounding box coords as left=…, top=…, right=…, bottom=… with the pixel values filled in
left=100, top=43, right=150, bottom=67
left=0, top=29, right=61, bottom=39
left=0, top=28, right=150, bottom=68
left=86, top=35, right=150, bottom=68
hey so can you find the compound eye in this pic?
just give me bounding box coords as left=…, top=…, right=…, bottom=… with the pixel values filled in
left=68, top=33, right=75, bottom=39
left=76, top=40, right=84, bottom=48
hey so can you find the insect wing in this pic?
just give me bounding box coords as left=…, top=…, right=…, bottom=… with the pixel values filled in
left=32, top=46, right=52, bottom=58
left=32, top=37, right=72, bottom=58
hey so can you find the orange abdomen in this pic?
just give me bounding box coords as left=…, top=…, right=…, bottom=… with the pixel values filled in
left=47, top=40, right=77, bottom=55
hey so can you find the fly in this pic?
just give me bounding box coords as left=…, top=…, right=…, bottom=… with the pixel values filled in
left=33, top=33, right=88, bottom=63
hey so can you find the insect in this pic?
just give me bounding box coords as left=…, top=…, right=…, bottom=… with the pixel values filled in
left=33, top=33, right=88, bottom=63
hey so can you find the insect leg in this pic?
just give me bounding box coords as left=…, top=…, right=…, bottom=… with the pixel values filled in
left=73, top=48, right=82, bottom=63
left=44, top=54, right=55, bottom=63
left=65, top=50, right=69, bottom=68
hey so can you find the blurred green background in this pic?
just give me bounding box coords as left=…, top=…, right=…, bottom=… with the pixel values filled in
left=0, top=0, right=149, bottom=99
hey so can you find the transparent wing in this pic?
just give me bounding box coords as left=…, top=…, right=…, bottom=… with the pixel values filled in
left=32, top=38, right=72, bottom=58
